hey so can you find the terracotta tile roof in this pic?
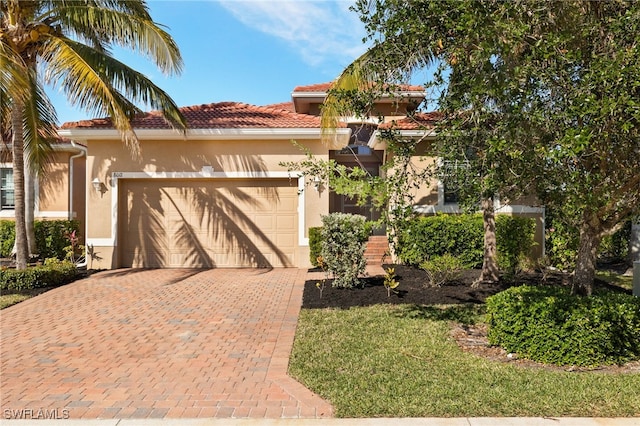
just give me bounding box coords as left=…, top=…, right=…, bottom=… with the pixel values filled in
left=293, top=82, right=334, bottom=93
left=378, top=112, right=443, bottom=130
left=263, top=101, right=295, bottom=112
left=61, top=102, right=336, bottom=130
left=293, top=82, right=425, bottom=93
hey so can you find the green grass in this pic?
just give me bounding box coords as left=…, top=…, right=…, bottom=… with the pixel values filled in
left=289, top=304, right=640, bottom=418
left=0, top=288, right=52, bottom=309
left=596, top=270, right=633, bottom=290
left=0, top=293, right=33, bottom=309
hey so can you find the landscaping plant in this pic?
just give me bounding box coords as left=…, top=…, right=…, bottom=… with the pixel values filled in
left=419, top=253, right=465, bottom=287
left=383, top=267, right=400, bottom=297
left=320, top=213, right=369, bottom=288
left=486, top=285, right=640, bottom=367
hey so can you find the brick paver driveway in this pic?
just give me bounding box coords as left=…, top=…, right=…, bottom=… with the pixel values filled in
left=1, top=268, right=332, bottom=420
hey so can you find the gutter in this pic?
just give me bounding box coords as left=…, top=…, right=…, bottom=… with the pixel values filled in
left=68, top=140, right=88, bottom=268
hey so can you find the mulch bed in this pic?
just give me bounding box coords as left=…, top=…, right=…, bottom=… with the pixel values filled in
left=302, top=264, right=579, bottom=310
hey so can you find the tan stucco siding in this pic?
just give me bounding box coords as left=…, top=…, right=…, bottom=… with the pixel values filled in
left=38, top=152, right=70, bottom=213
left=85, top=137, right=329, bottom=269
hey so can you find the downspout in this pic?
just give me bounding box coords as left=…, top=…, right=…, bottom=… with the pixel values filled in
left=69, top=141, right=87, bottom=268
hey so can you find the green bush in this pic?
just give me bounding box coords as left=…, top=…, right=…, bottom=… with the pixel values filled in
left=496, top=215, right=536, bottom=274
left=321, top=213, right=369, bottom=288
left=486, top=285, right=640, bottom=367
left=0, top=220, right=80, bottom=260
left=397, top=214, right=484, bottom=267
left=0, top=221, right=15, bottom=258
left=419, top=253, right=465, bottom=287
left=309, top=227, right=323, bottom=267
left=0, top=259, right=79, bottom=293
left=34, top=220, right=81, bottom=260
left=397, top=214, right=535, bottom=269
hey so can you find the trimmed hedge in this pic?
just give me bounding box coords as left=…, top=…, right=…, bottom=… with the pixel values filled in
left=0, top=219, right=80, bottom=260
left=396, top=214, right=535, bottom=269
left=397, top=214, right=484, bottom=267
left=486, top=285, right=640, bottom=367
left=309, top=227, right=322, bottom=267
left=0, top=259, right=79, bottom=293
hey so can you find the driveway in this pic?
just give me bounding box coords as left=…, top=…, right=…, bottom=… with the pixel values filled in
left=0, top=268, right=332, bottom=419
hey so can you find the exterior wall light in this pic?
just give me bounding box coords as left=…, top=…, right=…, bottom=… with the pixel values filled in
left=92, top=178, right=106, bottom=197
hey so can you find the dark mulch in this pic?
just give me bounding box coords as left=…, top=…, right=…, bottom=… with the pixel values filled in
left=302, top=264, right=628, bottom=310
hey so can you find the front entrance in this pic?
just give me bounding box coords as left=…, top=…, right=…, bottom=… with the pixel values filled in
left=329, top=146, right=384, bottom=233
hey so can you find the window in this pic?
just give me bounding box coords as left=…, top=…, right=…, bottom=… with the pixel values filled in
left=1, top=168, right=15, bottom=209
left=440, top=160, right=469, bottom=204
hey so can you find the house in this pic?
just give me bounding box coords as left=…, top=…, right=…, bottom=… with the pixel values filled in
left=0, top=139, right=86, bottom=227
left=57, top=83, right=544, bottom=269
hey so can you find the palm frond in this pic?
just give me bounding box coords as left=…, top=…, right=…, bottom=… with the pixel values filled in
left=22, top=69, right=56, bottom=175
left=41, top=36, right=186, bottom=150
left=45, top=1, right=182, bottom=74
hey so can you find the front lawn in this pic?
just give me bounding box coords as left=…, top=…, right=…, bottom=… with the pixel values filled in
left=289, top=304, right=640, bottom=418
left=289, top=265, right=640, bottom=418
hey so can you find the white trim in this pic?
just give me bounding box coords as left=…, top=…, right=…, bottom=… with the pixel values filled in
left=369, top=129, right=437, bottom=147
left=35, top=211, right=72, bottom=218
left=291, top=90, right=426, bottom=101
left=103, top=170, right=308, bottom=251
left=58, top=127, right=350, bottom=142
left=414, top=204, right=545, bottom=215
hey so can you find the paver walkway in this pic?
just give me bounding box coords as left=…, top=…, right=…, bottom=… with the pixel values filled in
left=0, top=268, right=332, bottom=420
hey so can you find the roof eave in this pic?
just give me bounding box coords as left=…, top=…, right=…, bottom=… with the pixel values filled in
left=369, top=128, right=437, bottom=148
left=58, top=127, right=351, bottom=142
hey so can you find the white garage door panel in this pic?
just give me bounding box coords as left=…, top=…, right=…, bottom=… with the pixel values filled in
left=119, top=179, right=298, bottom=268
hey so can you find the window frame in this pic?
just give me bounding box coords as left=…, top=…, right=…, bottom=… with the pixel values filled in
left=0, top=165, right=15, bottom=210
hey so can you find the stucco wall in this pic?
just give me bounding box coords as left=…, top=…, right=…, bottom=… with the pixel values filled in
left=85, top=137, right=329, bottom=269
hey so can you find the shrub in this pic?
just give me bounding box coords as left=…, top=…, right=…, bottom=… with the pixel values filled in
left=397, top=214, right=536, bottom=270
left=308, top=227, right=323, bottom=267
left=486, top=285, right=640, bottom=367
left=419, top=253, right=465, bottom=287
left=321, top=213, right=369, bottom=288
left=496, top=215, right=536, bottom=274
left=397, top=214, right=484, bottom=267
left=0, top=221, right=15, bottom=258
left=0, top=259, right=79, bottom=293
left=0, top=220, right=80, bottom=260
left=34, top=220, right=81, bottom=260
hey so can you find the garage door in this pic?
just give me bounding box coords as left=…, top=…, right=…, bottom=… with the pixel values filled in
left=118, top=178, right=298, bottom=268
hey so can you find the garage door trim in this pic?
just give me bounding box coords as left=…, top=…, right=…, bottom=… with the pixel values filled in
left=85, top=170, right=308, bottom=249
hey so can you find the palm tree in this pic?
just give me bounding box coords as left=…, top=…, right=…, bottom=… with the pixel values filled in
left=1, top=0, right=187, bottom=269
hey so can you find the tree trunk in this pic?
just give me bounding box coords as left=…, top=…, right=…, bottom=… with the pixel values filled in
left=25, top=160, right=38, bottom=257
left=572, top=217, right=602, bottom=297
left=474, top=195, right=499, bottom=287
left=11, top=103, right=29, bottom=270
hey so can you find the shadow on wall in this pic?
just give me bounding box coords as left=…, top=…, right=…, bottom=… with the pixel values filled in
left=121, top=181, right=292, bottom=268
left=95, top=152, right=294, bottom=269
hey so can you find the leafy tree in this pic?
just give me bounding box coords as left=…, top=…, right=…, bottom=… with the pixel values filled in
left=327, top=0, right=640, bottom=295
left=1, top=0, right=187, bottom=269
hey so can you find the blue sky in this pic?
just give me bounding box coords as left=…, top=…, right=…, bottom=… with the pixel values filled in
left=51, top=0, right=372, bottom=125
